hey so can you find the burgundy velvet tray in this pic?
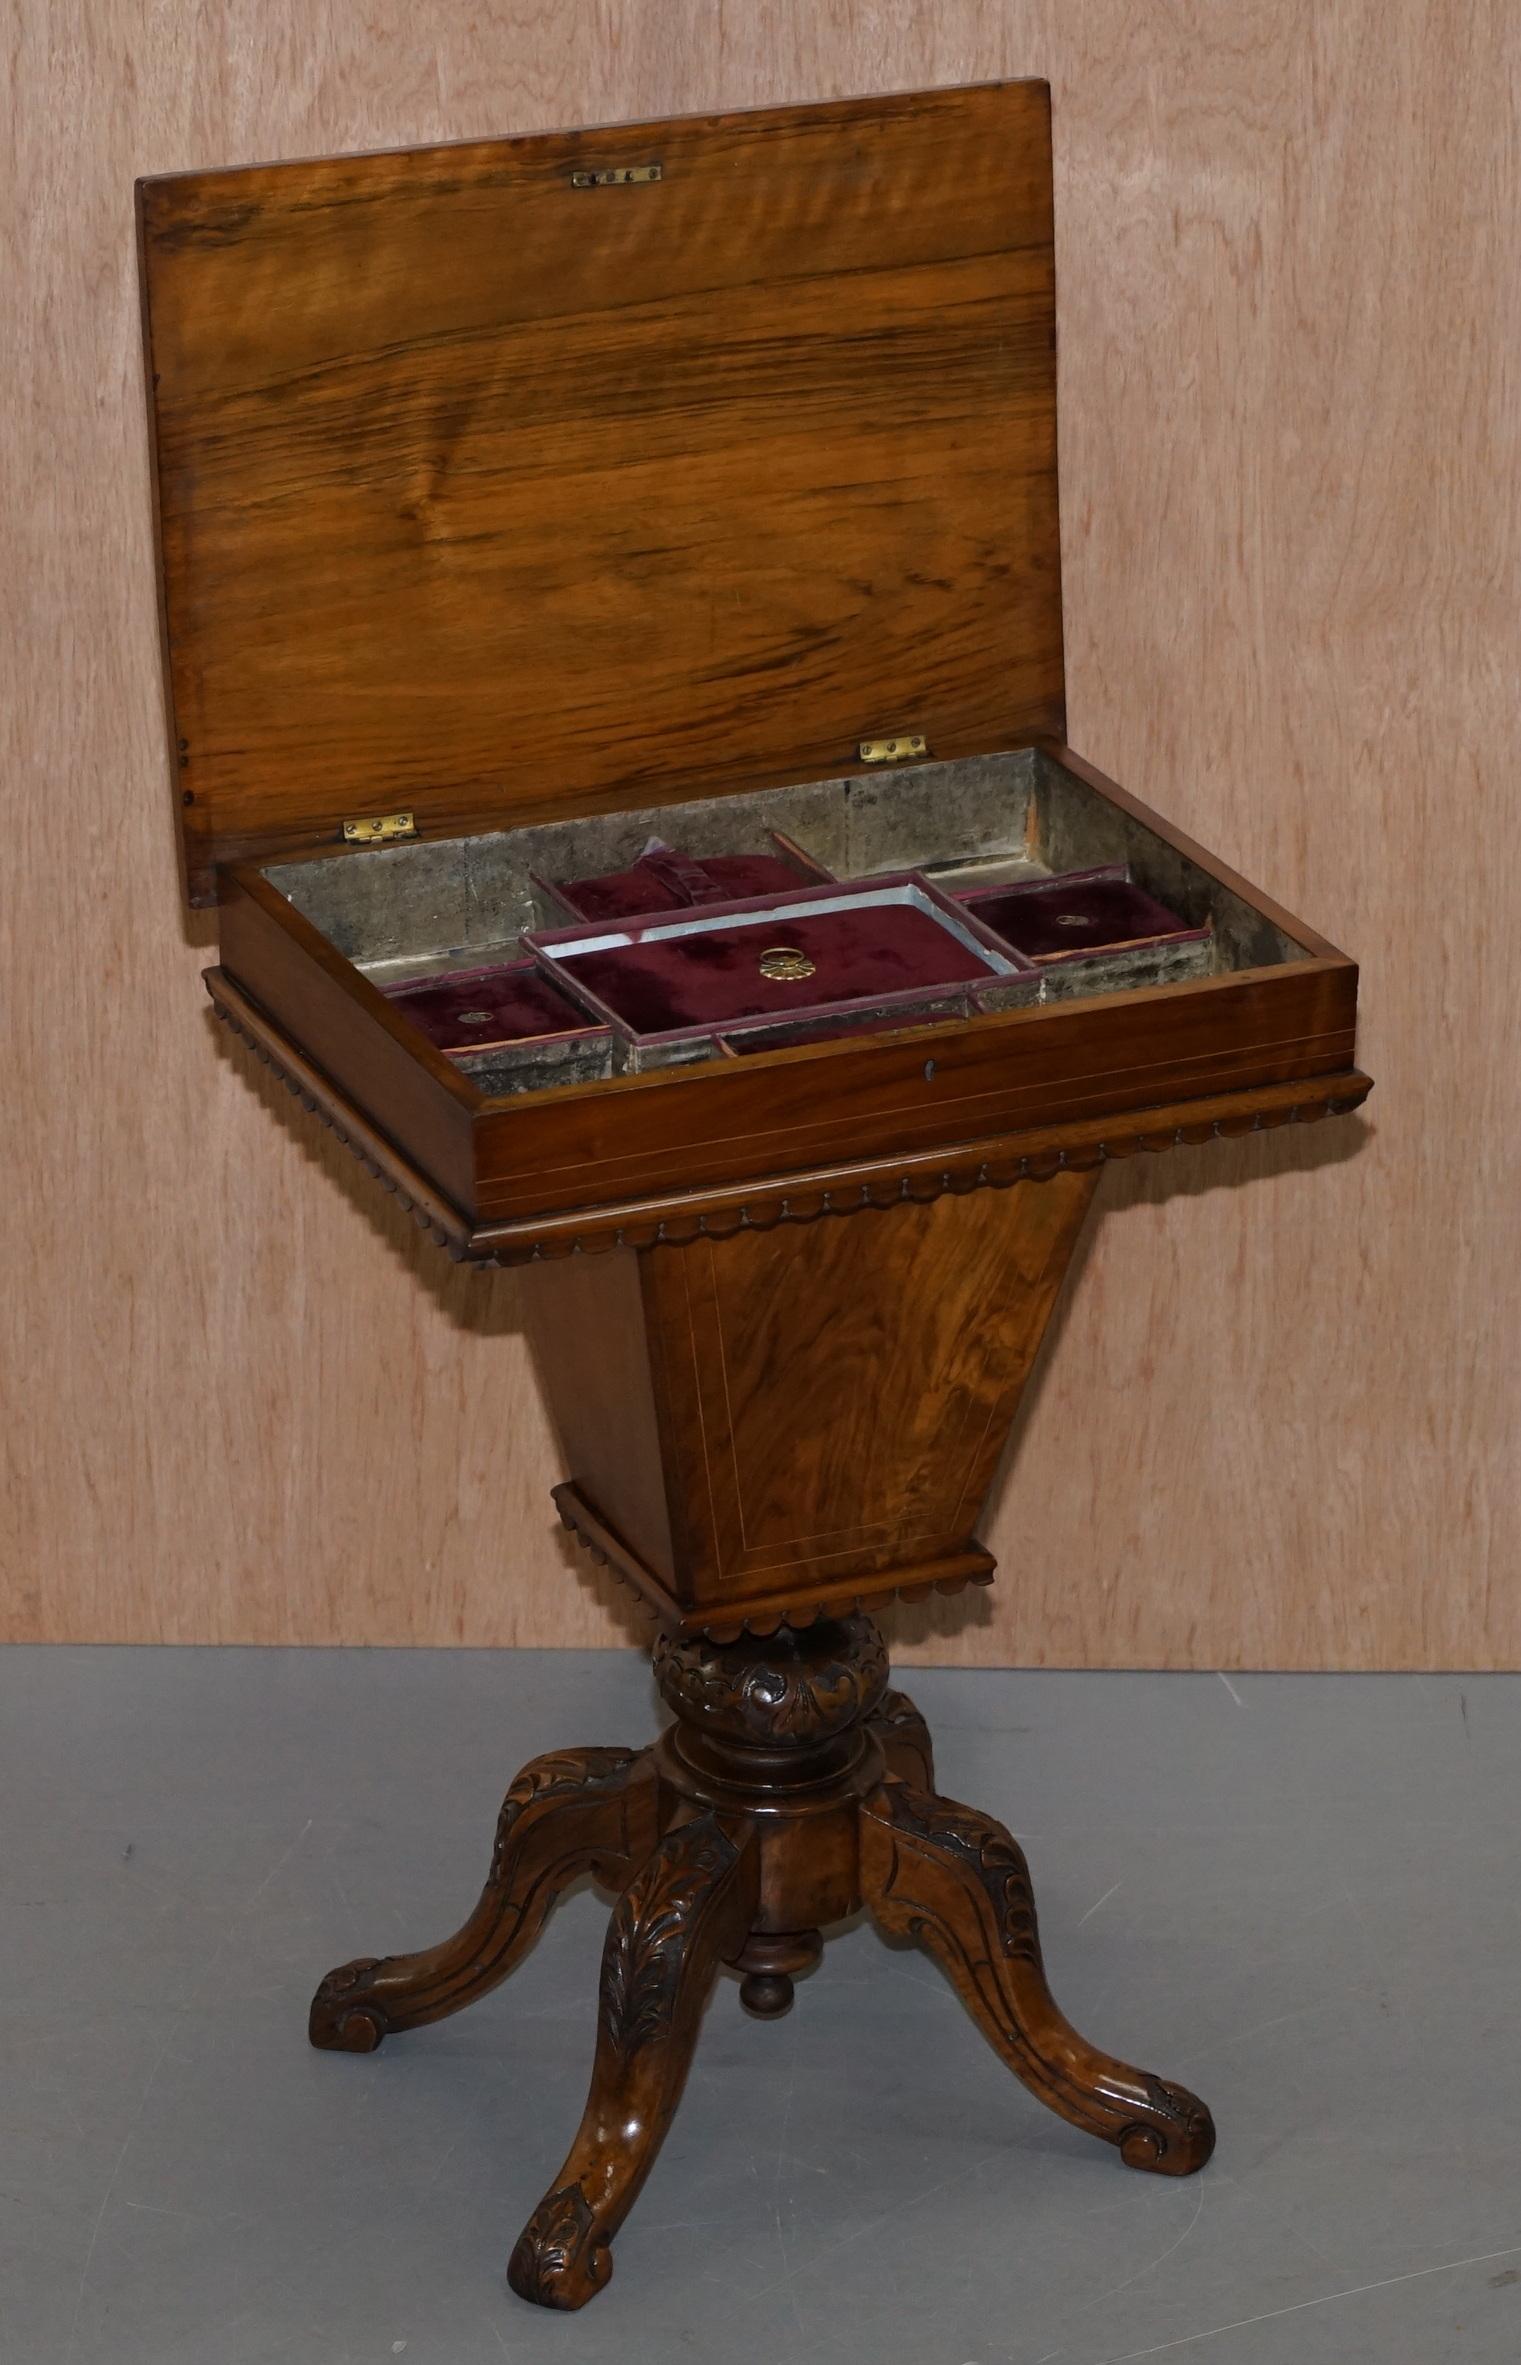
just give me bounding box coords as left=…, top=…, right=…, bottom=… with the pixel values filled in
left=959, top=865, right=1208, bottom=964
left=382, top=958, right=602, bottom=1056
left=524, top=874, right=1035, bottom=1046
left=536, top=832, right=831, bottom=924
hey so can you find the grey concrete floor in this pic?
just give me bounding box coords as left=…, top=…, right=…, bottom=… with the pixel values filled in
left=4, top=1648, right=1520, bottom=2365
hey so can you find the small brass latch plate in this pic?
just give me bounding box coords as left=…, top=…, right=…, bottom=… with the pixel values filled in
left=569, top=163, right=662, bottom=188
left=858, top=734, right=929, bottom=766
left=342, top=811, right=417, bottom=846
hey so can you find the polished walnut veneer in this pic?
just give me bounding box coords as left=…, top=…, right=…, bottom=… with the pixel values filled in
left=139, top=78, right=1367, bottom=2313
left=523, top=1157, right=1099, bottom=1634
left=139, top=82, right=1067, bottom=907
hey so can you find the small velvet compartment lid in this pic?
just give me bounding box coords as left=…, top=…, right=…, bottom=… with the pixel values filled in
left=961, top=867, right=1205, bottom=963
left=383, top=959, right=597, bottom=1055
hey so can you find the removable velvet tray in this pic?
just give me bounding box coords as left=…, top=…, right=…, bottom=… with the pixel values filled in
left=958, top=864, right=1204, bottom=961
left=380, top=955, right=619, bottom=1093
left=959, top=863, right=1214, bottom=1000
left=382, top=957, right=602, bottom=1058
left=523, top=873, right=1039, bottom=1049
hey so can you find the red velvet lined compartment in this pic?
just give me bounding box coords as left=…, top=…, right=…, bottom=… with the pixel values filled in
left=548, top=846, right=818, bottom=923
left=961, top=868, right=1205, bottom=963
left=548, top=903, right=996, bottom=1036
left=384, top=960, right=596, bottom=1054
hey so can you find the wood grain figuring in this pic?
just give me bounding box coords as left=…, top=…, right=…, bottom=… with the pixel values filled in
left=140, top=83, right=1064, bottom=901
left=6, top=4, right=1517, bottom=1666
left=642, top=1172, right=1098, bottom=1594
left=518, top=1251, right=677, bottom=1585
left=518, top=1164, right=1097, bottom=1635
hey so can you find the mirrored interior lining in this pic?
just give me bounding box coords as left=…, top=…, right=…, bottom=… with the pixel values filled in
left=261, top=749, right=1308, bottom=1098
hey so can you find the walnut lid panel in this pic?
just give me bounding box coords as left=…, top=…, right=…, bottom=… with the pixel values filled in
left=138, top=81, right=1064, bottom=904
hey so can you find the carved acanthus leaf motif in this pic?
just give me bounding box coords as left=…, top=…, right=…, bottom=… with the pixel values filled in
left=870, top=1688, right=935, bottom=1784
left=488, top=1747, right=636, bottom=1885
left=599, top=1818, right=739, bottom=2059
left=881, top=1785, right=1040, bottom=1963
left=653, top=1618, right=888, bottom=1746
left=507, top=2180, right=599, bottom=2306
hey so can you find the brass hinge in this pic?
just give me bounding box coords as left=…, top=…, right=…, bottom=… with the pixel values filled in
left=858, top=733, right=929, bottom=766
left=342, top=811, right=417, bottom=846
left=569, top=163, right=662, bottom=188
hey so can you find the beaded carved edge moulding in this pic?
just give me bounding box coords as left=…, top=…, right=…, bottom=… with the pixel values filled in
left=209, top=975, right=1371, bottom=1265
left=551, top=1478, right=996, bottom=1642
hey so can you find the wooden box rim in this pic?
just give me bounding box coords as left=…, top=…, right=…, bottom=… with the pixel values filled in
left=206, top=735, right=1363, bottom=1273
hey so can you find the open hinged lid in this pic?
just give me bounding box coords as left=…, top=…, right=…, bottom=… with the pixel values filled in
left=139, top=80, right=1064, bottom=906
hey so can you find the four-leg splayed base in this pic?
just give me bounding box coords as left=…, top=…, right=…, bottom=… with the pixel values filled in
left=310, top=1613, right=1213, bottom=2310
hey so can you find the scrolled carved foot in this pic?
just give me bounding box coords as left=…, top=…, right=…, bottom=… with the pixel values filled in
left=309, top=1745, right=657, bottom=2054
left=309, top=1956, right=388, bottom=2052
left=861, top=1782, right=1214, bottom=2177
left=507, top=1809, right=758, bottom=2310
left=1115, top=2075, right=1217, bottom=2175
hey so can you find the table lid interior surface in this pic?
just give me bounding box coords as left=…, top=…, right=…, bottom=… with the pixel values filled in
left=139, top=79, right=1064, bottom=905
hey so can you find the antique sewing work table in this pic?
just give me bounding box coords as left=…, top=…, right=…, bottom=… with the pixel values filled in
left=138, top=82, right=1368, bottom=2310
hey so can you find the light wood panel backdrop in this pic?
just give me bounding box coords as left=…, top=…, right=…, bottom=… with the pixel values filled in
left=5, top=2, right=1515, bottom=1666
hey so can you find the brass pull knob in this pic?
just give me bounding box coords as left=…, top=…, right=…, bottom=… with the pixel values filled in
left=757, top=946, right=816, bottom=982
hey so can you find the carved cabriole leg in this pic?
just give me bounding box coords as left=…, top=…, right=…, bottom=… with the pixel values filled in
left=309, top=1746, right=658, bottom=2052
left=860, top=1782, right=1214, bottom=2176
left=507, top=1809, right=759, bottom=2310
left=870, top=1687, right=936, bottom=1789
left=308, top=1609, right=1215, bottom=2310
